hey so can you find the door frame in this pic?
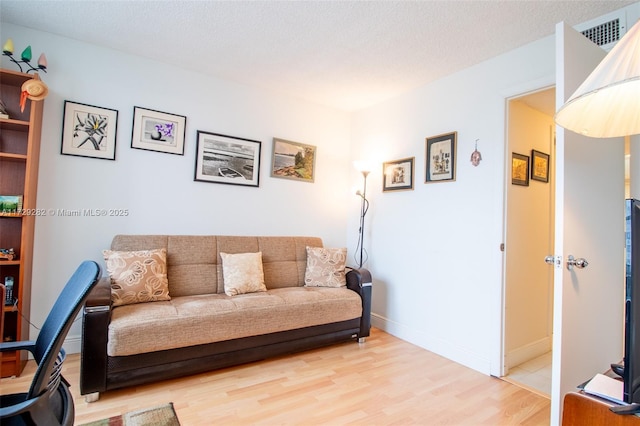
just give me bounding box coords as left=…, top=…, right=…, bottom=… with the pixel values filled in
left=501, top=85, right=556, bottom=378
left=494, top=76, right=554, bottom=378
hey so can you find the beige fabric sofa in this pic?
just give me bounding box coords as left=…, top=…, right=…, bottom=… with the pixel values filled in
left=80, top=235, right=372, bottom=400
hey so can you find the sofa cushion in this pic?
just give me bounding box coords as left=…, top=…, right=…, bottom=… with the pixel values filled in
left=220, top=252, right=266, bottom=296
left=304, top=246, right=347, bottom=287
left=103, top=248, right=171, bottom=306
left=107, top=287, right=362, bottom=356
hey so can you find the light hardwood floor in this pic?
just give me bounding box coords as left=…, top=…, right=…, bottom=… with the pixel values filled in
left=1, top=328, right=550, bottom=425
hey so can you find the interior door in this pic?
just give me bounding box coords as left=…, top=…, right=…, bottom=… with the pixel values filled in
left=550, top=22, right=625, bottom=424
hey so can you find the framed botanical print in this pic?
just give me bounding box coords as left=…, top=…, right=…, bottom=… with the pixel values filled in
left=61, top=100, right=118, bottom=160
left=131, top=106, right=186, bottom=155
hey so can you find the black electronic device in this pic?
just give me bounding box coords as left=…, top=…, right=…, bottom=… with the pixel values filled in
left=611, top=362, right=625, bottom=378
left=615, top=199, right=640, bottom=414
left=4, top=275, right=14, bottom=305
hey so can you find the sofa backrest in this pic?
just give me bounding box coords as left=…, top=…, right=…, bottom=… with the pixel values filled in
left=110, top=235, right=323, bottom=296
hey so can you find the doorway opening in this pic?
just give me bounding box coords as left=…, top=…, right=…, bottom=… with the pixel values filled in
left=502, top=87, right=556, bottom=396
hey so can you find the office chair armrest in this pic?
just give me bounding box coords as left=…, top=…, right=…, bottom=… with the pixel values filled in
left=0, top=398, right=39, bottom=419
left=0, top=340, right=36, bottom=354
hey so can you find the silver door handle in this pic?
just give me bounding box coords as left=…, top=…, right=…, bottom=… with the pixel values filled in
left=545, top=255, right=561, bottom=267
left=566, top=255, right=589, bottom=271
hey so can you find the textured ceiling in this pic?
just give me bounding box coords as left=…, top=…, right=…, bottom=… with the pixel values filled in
left=0, top=0, right=636, bottom=111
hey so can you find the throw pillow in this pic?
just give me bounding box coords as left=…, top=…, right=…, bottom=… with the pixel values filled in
left=220, top=251, right=266, bottom=296
left=103, top=248, right=170, bottom=307
left=304, top=246, right=347, bottom=287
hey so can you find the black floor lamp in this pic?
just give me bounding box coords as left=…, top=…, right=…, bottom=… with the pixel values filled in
left=355, top=169, right=370, bottom=268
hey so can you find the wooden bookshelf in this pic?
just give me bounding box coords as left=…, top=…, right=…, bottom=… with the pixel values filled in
left=0, top=68, right=44, bottom=377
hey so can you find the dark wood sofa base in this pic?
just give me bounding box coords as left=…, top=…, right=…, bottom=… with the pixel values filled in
left=106, top=321, right=360, bottom=392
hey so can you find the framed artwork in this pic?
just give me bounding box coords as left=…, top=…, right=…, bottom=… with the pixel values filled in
left=425, top=131, right=457, bottom=183
left=61, top=100, right=118, bottom=160
left=531, top=149, right=550, bottom=183
left=512, top=152, right=530, bottom=186
left=194, top=131, right=261, bottom=187
left=271, top=138, right=316, bottom=183
left=383, top=157, right=414, bottom=192
left=0, top=195, right=22, bottom=217
left=131, top=106, right=186, bottom=155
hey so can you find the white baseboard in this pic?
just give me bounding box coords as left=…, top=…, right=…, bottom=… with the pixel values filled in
left=506, top=336, right=552, bottom=371
left=63, top=334, right=82, bottom=354
left=371, top=313, right=492, bottom=375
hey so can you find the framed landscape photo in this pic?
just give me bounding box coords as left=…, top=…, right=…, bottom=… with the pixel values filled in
left=383, top=157, right=414, bottom=192
left=0, top=195, right=22, bottom=217
left=131, top=106, right=186, bottom=155
left=194, top=131, right=261, bottom=187
left=531, top=149, right=550, bottom=183
left=512, top=152, right=530, bottom=186
left=61, top=100, right=118, bottom=160
left=425, top=131, right=457, bottom=183
left=271, top=138, right=316, bottom=183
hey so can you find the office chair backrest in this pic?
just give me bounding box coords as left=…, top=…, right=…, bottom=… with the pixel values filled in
left=28, top=261, right=101, bottom=398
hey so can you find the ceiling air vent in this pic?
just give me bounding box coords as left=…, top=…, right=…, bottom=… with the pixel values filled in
left=581, top=19, right=620, bottom=47
left=574, top=9, right=627, bottom=51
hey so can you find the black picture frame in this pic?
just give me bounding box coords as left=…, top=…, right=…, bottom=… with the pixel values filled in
left=512, top=152, right=530, bottom=186
left=383, top=157, right=414, bottom=192
left=194, top=131, right=261, bottom=187
left=425, top=131, right=457, bottom=183
left=131, top=106, right=186, bottom=155
left=61, top=100, right=118, bottom=160
left=531, top=149, right=550, bottom=183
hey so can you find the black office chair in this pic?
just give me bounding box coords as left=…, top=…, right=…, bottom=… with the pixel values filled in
left=0, top=261, right=101, bottom=425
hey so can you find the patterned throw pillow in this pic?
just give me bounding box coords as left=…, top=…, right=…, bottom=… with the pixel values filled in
left=103, top=248, right=170, bottom=306
left=304, top=246, right=347, bottom=287
left=220, top=252, right=266, bottom=296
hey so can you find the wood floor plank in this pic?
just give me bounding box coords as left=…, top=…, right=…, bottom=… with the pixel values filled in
left=0, top=328, right=550, bottom=425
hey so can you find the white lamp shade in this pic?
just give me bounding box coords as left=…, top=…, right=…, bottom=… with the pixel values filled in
left=555, top=19, right=640, bottom=138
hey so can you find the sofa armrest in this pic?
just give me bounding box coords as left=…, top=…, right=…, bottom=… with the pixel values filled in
left=80, top=276, right=112, bottom=396
left=346, top=267, right=372, bottom=338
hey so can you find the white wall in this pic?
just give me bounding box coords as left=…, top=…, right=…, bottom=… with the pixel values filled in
left=350, top=36, right=556, bottom=374
left=3, top=12, right=624, bottom=378
left=1, top=23, right=353, bottom=350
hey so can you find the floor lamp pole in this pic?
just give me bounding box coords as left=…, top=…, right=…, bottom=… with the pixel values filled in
left=358, top=171, right=369, bottom=268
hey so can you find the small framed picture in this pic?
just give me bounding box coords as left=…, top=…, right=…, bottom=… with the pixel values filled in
left=131, top=106, right=186, bottom=155
left=271, top=138, right=316, bottom=183
left=531, top=149, right=550, bottom=183
left=0, top=195, right=23, bottom=217
left=61, top=100, right=118, bottom=160
left=383, top=157, right=414, bottom=192
left=194, top=131, right=261, bottom=187
left=512, top=152, right=530, bottom=186
left=425, top=131, right=457, bottom=183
